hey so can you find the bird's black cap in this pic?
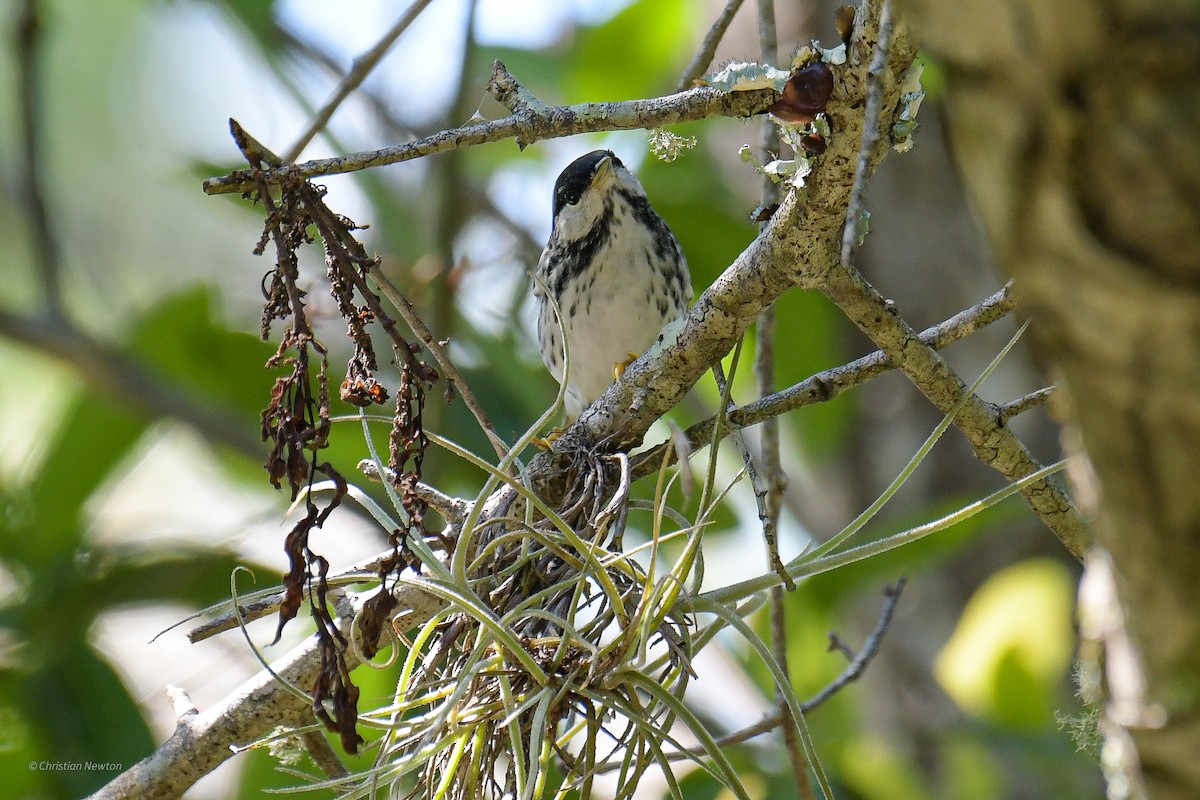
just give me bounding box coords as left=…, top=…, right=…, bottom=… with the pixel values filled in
left=552, top=150, right=624, bottom=218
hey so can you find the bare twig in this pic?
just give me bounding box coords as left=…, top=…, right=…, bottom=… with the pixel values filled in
left=677, top=0, right=748, bottom=90
left=752, top=0, right=812, bottom=792
left=15, top=0, right=63, bottom=318
left=282, top=0, right=438, bottom=163
left=644, top=578, right=906, bottom=764
left=998, top=386, right=1055, bottom=423
left=825, top=634, right=856, bottom=661
left=753, top=1, right=788, bottom=591
left=630, top=282, right=1018, bottom=479
left=365, top=262, right=511, bottom=461
left=358, top=457, right=472, bottom=522
left=840, top=0, right=893, bottom=267
left=803, top=578, right=906, bottom=709
left=203, top=62, right=778, bottom=195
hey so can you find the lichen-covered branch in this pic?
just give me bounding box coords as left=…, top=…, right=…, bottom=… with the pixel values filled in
left=202, top=61, right=777, bottom=196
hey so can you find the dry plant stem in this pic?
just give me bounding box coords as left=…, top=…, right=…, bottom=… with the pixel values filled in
left=281, top=0, right=437, bottom=163
left=301, top=730, right=350, bottom=779
left=630, top=282, right=1018, bottom=480
left=710, top=361, right=792, bottom=590
left=297, top=191, right=508, bottom=461
left=677, top=0, right=748, bottom=90
left=203, top=61, right=778, bottom=195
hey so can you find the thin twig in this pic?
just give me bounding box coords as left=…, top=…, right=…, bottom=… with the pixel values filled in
left=803, top=578, right=906, bottom=710
left=364, top=261, right=511, bottom=461
left=840, top=0, right=893, bottom=268
left=631, top=282, right=1018, bottom=480
left=15, top=0, right=63, bottom=318
left=644, top=578, right=906, bottom=764
left=203, top=62, right=778, bottom=195
left=753, top=0, right=812, bottom=791
left=282, top=0, right=438, bottom=163
left=274, top=24, right=421, bottom=144
left=677, top=0, right=748, bottom=90
left=358, top=458, right=472, bottom=522
left=998, top=386, right=1055, bottom=423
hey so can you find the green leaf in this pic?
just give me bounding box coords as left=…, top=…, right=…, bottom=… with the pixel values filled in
left=935, top=558, right=1077, bottom=728
left=128, top=288, right=276, bottom=419
left=17, top=396, right=146, bottom=565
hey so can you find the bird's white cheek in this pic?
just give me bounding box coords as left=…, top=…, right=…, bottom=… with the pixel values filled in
left=554, top=196, right=605, bottom=241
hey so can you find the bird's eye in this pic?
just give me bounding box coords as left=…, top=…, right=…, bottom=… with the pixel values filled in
left=565, top=190, right=581, bottom=206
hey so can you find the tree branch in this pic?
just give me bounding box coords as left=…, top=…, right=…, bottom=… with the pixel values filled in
left=90, top=583, right=448, bottom=800
left=202, top=61, right=778, bottom=196
left=630, top=280, right=1018, bottom=479
left=677, top=0, right=748, bottom=90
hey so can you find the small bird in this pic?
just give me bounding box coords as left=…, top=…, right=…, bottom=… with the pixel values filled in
left=535, top=150, right=693, bottom=421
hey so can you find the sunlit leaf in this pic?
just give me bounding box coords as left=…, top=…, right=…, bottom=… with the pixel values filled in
left=935, top=558, right=1076, bottom=727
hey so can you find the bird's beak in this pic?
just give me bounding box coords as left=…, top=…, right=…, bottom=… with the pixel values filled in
left=591, top=155, right=615, bottom=188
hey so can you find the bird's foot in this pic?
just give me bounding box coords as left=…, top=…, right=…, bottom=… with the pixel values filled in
left=533, top=427, right=565, bottom=450
left=613, top=351, right=641, bottom=380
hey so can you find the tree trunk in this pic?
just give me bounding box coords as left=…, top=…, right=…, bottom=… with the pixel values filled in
left=896, top=1, right=1200, bottom=797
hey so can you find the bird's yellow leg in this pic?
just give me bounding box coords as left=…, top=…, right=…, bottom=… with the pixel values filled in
left=613, top=351, right=640, bottom=380
left=533, top=427, right=565, bottom=450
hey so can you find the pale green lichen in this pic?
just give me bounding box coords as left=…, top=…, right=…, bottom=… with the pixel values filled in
left=701, top=60, right=792, bottom=92
left=892, top=62, right=925, bottom=153
left=266, top=726, right=306, bottom=767
left=649, top=129, right=697, bottom=162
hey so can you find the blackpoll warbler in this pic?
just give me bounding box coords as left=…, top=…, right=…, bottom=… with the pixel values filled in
left=535, top=150, right=693, bottom=421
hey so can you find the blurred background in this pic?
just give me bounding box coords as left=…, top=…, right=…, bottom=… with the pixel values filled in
left=0, top=0, right=1101, bottom=797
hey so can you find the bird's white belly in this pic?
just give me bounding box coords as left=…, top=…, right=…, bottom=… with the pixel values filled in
left=547, top=234, right=678, bottom=415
